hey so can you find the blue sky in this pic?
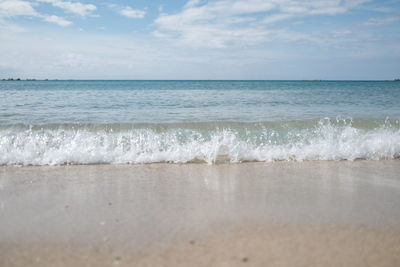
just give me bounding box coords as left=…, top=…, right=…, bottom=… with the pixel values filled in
left=0, top=0, right=399, bottom=80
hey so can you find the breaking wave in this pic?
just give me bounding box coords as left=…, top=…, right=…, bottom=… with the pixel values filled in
left=0, top=119, right=399, bottom=165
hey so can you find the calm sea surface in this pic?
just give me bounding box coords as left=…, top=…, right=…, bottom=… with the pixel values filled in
left=1, top=80, right=400, bottom=124
left=1, top=80, right=399, bottom=165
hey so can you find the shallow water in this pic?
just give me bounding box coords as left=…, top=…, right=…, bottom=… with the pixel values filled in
left=1, top=80, right=399, bottom=165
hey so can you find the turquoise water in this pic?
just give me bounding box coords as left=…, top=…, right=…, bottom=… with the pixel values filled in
left=1, top=80, right=399, bottom=165
left=1, top=80, right=400, bottom=124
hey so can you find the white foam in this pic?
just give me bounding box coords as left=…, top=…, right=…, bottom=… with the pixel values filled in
left=0, top=121, right=399, bottom=165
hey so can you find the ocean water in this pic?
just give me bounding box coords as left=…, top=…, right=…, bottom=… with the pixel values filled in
left=1, top=80, right=399, bottom=165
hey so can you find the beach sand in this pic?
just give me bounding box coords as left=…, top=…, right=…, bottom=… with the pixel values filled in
left=1, top=161, right=400, bottom=266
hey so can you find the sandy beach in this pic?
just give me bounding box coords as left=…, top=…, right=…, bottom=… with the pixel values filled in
left=1, top=161, right=400, bottom=266
left=2, top=0, right=400, bottom=265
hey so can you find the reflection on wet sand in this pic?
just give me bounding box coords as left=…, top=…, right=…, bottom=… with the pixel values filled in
left=0, top=161, right=400, bottom=266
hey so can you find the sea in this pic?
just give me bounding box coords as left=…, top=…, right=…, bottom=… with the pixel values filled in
left=0, top=80, right=399, bottom=165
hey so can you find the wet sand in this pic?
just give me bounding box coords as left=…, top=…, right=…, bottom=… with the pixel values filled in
left=1, top=161, right=400, bottom=266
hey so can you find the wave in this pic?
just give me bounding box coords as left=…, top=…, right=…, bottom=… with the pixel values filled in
left=0, top=119, right=399, bottom=165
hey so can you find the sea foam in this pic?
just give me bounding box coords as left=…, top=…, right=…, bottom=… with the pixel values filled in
left=0, top=120, right=399, bottom=165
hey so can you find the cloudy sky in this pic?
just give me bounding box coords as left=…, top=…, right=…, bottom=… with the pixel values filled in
left=0, top=0, right=399, bottom=79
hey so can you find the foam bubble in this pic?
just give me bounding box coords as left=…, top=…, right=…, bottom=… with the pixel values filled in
left=0, top=120, right=399, bottom=165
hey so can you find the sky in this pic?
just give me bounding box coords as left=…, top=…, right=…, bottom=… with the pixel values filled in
left=0, top=0, right=399, bottom=80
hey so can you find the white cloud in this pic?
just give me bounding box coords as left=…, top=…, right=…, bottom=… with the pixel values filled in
left=0, top=0, right=71, bottom=28
left=57, top=52, right=88, bottom=67
left=37, top=0, right=96, bottom=17
left=332, top=29, right=352, bottom=37
left=364, top=16, right=399, bottom=26
left=1, top=0, right=398, bottom=80
left=0, top=18, right=25, bottom=32
left=0, top=0, right=38, bottom=17
left=119, top=6, right=146, bottom=19
left=263, top=13, right=293, bottom=24
left=154, top=0, right=370, bottom=48
left=43, top=14, right=72, bottom=26
left=1, top=24, right=398, bottom=80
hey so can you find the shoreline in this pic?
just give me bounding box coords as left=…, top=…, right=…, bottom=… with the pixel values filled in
left=1, top=157, right=399, bottom=167
left=1, top=160, right=400, bottom=266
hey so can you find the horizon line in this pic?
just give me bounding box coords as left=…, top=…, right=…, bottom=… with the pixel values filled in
left=1, top=79, right=399, bottom=82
